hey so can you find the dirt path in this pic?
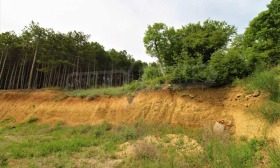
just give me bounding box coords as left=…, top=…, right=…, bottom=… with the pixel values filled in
left=0, top=87, right=279, bottom=143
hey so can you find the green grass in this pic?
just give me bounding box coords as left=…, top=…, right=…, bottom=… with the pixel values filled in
left=235, top=65, right=280, bottom=123
left=0, top=120, right=278, bottom=167
left=237, top=66, right=280, bottom=102
left=26, top=117, right=39, bottom=124
left=254, top=101, right=280, bottom=123
left=268, top=146, right=280, bottom=168
left=68, top=86, right=130, bottom=98
left=67, top=78, right=165, bottom=98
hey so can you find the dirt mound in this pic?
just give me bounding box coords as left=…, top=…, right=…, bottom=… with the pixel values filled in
left=1, top=87, right=280, bottom=142
left=117, top=134, right=203, bottom=158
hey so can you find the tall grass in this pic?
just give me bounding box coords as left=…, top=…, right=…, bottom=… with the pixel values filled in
left=236, top=66, right=280, bottom=123
left=67, top=77, right=166, bottom=98
left=237, top=67, right=279, bottom=102
left=256, top=101, right=280, bottom=123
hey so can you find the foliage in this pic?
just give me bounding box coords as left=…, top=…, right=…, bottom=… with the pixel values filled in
left=169, top=52, right=207, bottom=84
left=177, top=19, right=236, bottom=63
left=142, top=0, right=279, bottom=86
left=143, top=23, right=175, bottom=75
left=207, top=49, right=249, bottom=85
left=141, top=63, right=163, bottom=81
left=244, top=0, right=280, bottom=65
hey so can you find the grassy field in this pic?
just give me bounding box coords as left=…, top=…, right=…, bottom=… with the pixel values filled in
left=0, top=118, right=279, bottom=168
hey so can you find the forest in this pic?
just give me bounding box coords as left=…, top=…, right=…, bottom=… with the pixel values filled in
left=0, top=23, right=147, bottom=90
left=0, top=0, right=279, bottom=90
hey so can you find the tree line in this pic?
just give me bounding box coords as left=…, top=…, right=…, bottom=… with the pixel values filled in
left=143, top=0, right=279, bottom=86
left=0, top=22, right=146, bottom=90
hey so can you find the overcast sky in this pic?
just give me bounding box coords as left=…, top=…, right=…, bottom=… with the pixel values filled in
left=0, top=0, right=271, bottom=62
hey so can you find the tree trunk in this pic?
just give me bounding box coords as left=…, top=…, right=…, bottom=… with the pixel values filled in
left=28, top=45, right=38, bottom=89
left=158, top=58, right=166, bottom=76
left=0, top=49, right=8, bottom=82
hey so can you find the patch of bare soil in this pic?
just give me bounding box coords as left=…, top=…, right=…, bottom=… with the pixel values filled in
left=0, top=87, right=279, bottom=143
left=117, top=134, right=203, bottom=159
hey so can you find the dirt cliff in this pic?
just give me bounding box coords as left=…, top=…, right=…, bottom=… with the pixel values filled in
left=0, top=87, right=279, bottom=143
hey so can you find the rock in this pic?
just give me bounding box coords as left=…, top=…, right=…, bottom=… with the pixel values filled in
left=213, top=122, right=225, bottom=134
left=253, top=90, right=260, bottom=97
left=189, top=94, right=195, bottom=98
left=225, top=120, right=233, bottom=126
left=236, top=94, right=242, bottom=98
left=162, top=84, right=172, bottom=90
left=245, top=95, right=252, bottom=99
left=243, top=104, right=249, bottom=107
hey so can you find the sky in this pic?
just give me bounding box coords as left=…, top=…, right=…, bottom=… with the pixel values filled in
left=0, top=0, right=271, bottom=63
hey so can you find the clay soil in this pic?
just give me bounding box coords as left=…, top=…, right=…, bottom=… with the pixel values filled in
left=0, top=87, right=280, bottom=143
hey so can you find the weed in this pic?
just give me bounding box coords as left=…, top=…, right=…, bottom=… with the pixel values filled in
left=119, top=125, right=138, bottom=141
left=242, top=69, right=280, bottom=102
left=0, top=154, right=8, bottom=167
left=26, top=117, right=39, bottom=124
left=268, top=146, right=280, bottom=168
left=252, top=101, right=280, bottom=123
left=133, top=141, right=159, bottom=160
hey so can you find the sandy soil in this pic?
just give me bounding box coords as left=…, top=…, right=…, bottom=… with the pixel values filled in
left=0, top=87, right=279, bottom=143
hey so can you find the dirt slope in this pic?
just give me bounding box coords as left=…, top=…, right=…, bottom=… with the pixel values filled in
left=0, top=87, right=279, bottom=143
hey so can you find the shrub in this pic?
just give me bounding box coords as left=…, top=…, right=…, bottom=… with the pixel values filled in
left=207, top=49, right=249, bottom=85
left=169, top=53, right=207, bottom=84
left=141, top=64, right=163, bottom=81
left=133, top=141, right=159, bottom=160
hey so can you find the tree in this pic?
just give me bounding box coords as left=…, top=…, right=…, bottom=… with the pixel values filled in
left=143, top=23, right=174, bottom=76
left=22, top=21, right=47, bottom=89
left=177, top=19, right=236, bottom=63
left=244, top=0, right=280, bottom=65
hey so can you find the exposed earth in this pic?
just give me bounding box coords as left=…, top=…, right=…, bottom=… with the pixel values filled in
left=0, top=86, right=280, bottom=144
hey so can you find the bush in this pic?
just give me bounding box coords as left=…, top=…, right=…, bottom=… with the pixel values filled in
left=141, top=64, right=163, bottom=81
left=207, top=49, right=250, bottom=85
left=169, top=53, right=207, bottom=84
left=133, top=141, right=159, bottom=160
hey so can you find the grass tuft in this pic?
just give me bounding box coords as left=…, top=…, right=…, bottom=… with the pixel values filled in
left=256, top=101, right=280, bottom=123
left=26, top=117, right=39, bottom=124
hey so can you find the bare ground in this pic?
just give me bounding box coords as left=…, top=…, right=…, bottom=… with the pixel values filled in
left=0, top=86, right=280, bottom=143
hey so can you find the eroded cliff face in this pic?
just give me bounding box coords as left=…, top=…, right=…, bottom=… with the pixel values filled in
left=0, top=87, right=279, bottom=144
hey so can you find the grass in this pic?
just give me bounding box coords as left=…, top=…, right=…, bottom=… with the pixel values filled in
left=67, top=86, right=130, bottom=98
left=26, top=117, right=39, bottom=124
left=235, top=65, right=280, bottom=123
left=67, top=78, right=165, bottom=98
left=254, top=101, right=280, bottom=123
left=237, top=66, right=280, bottom=102
left=0, top=119, right=278, bottom=167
